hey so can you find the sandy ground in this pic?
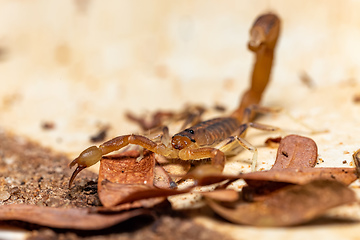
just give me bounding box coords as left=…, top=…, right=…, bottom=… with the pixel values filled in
left=1, top=1, right=360, bottom=239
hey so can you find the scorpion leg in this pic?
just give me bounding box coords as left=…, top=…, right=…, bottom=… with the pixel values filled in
left=185, top=135, right=259, bottom=178
left=178, top=147, right=226, bottom=178
left=234, top=137, right=258, bottom=171
left=160, top=126, right=171, bottom=146
left=242, top=105, right=323, bottom=134
left=68, top=134, right=176, bottom=187
left=237, top=121, right=280, bottom=139
left=217, top=136, right=259, bottom=171
left=240, top=104, right=282, bottom=123
left=247, top=122, right=280, bottom=133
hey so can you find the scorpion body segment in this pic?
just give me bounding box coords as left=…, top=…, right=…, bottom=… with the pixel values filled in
left=172, top=117, right=240, bottom=148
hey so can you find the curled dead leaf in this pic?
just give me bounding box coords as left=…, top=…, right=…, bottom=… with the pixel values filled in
left=242, top=134, right=318, bottom=200
left=206, top=180, right=356, bottom=227
left=99, top=150, right=155, bottom=185
left=271, top=134, right=318, bottom=169
left=201, top=189, right=239, bottom=202
left=242, top=168, right=358, bottom=186
left=0, top=204, right=150, bottom=230
left=352, top=148, right=360, bottom=176
left=264, top=136, right=282, bottom=148
left=98, top=151, right=156, bottom=207
left=97, top=151, right=191, bottom=209
left=241, top=168, right=358, bottom=201
left=99, top=181, right=189, bottom=208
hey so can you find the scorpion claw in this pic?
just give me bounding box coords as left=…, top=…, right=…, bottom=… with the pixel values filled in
left=68, top=165, right=87, bottom=188
left=68, top=157, right=79, bottom=169
left=68, top=146, right=103, bottom=188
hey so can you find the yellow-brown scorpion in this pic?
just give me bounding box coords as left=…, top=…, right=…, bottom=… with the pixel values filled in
left=69, top=13, right=281, bottom=187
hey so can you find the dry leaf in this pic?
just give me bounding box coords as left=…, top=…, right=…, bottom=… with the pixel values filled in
left=0, top=204, right=149, bottom=230
left=264, top=136, right=282, bottom=148
left=154, top=164, right=177, bottom=189
left=271, top=134, right=318, bottom=169
left=207, top=180, right=356, bottom=227
left=242, top=134, right=318, bottom=200
left=185, top=135, right=357, bottom=204
left=201, top=189, right=239, bottom=202
left=352, top=149, right=360, bottom=176
left=98, top=150, right=156, bottom=207
left=94, top=197, right=166, bottom=213
left=242, top=168, right=357, bottom=186
left=99, top=181, right=189, bottom=208
left=97, top=151, right=192, bottom=209
left=99, top=150, right=155, bottom=185
left=241, top=168, right=358, bottom=201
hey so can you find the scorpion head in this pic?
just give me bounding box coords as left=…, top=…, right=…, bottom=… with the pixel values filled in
left=171, top=134, right=195, bottom=150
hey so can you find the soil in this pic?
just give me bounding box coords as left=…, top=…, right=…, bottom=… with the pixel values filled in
left=0, top=129, right=233, bottom=240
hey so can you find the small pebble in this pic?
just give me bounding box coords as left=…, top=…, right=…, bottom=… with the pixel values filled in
left=0, top=190, right=10, bottom=201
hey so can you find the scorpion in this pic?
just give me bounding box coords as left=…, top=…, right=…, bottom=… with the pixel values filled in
left=69, top=13, right=281, bottom=188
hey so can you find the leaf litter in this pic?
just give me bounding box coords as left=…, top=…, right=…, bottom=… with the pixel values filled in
left=1, top=131, right=359, bottom=232
left=0, top=130, right=233, bottom=240
left=206, top=180, right=356, bottom=227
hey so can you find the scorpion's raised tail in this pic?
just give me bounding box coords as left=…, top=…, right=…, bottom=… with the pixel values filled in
left=232, top=13, right=281, bottom=123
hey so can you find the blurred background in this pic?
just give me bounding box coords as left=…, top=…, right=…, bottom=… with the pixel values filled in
left=0, top=0, right=359, bottom=157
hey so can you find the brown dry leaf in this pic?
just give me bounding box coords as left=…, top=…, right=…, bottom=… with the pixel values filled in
left=201, top=189, right=239, bottom=202
left=207, top=180, right=356, bottom=227
left=99, top=181, right=189, bottom=208
left=97, top=150, right=192, bottom=208
left=98, top=150, right=156, bottom=207
left=186, top=172, right=238, bottom=186
left=153, top=164, right=176, bottom=189
left=352, top=148, right=360, bottom=176
left=98, top=150, right=155, bottom=186
left=241, top=168, right=358, bottom=201
left=242, top=168, right=358, bottom=186
left=264, top=136, right=282, bottom=148
left=94, top=197, right=166, bottom=213
left=186, top=167, right=357, bottom=195
left=242, top=135, right=356, bottom=201
left=186, top=135, right=357, bottom=203
left=99, top=182, right=161, bottom=208
left=0, top=204, right=150, bottom=230
left=242, top=134, right=318, bottom=200
left=271, top=134, right=318, bottom=169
